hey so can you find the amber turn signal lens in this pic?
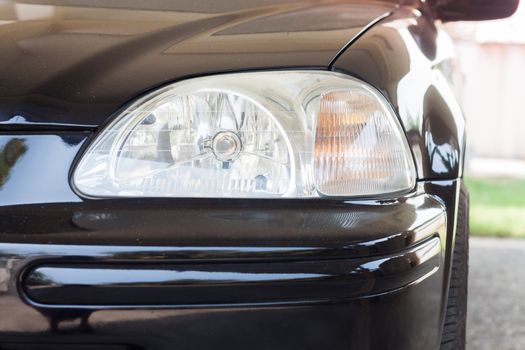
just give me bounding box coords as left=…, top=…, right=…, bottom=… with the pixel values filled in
left=315, top=90, right=415, bottom=196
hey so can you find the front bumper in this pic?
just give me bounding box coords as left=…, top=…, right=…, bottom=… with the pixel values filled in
left=0, top=134, right=460, bottom=350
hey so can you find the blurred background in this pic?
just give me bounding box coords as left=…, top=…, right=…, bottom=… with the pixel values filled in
left=445, top=3, right=525, bottom=349
left=446, top=1, right=525, bottom=238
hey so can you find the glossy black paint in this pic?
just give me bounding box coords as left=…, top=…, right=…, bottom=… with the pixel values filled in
left=0, top=1, right=469, bottom=349
left=24, top=237, right=441, bottom=306
left=0, top=0, right=464, bottom=182
left=0, top=0, right=398, bottom=129
left=0, top=134, right=448, bottom=250
left=332, top=5, right=466, bottom=180
left=431, top=0, right=520, bottom=22
left=0, top=132, right=460, bottom=349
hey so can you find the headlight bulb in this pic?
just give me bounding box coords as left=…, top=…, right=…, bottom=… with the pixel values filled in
left=211, top=131, right=242, bottom=162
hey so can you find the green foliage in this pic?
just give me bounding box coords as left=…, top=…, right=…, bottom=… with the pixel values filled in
left=465, top=177, right=525, bottom=237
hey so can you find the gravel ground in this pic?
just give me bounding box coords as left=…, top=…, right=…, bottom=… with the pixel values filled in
left=467, top=237, right=525, bottom=350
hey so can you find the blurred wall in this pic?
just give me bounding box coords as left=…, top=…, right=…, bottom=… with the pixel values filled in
left=454, top=41, right=525, bottom=159
left=445, top=3, right=525, bottom=161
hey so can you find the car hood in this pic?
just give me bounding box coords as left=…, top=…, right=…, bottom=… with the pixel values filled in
left=0, top=0, right=399, bottom=127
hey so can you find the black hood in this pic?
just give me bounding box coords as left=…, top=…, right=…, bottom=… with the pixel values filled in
left=0, top=0, right=398, bottom=127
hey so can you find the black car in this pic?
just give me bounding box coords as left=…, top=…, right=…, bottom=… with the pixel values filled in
left=0, top=0, right=518, bottom=349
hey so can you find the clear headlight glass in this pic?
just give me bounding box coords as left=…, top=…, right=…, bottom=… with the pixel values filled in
left=73, top=71, right=416, bottom=198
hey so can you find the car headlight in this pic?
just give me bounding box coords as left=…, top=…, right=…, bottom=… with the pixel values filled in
left=72, top=71, right=416, bottom=198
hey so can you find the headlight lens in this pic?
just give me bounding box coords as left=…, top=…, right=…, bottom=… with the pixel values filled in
left=73, top=71, right=416, bottom=198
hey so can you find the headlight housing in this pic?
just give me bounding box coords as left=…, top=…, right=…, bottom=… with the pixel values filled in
left=73, top=71, right=416, bottom=198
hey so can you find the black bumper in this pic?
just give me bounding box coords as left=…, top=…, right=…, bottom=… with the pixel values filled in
left=0, top=134, right=461, bottom=350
